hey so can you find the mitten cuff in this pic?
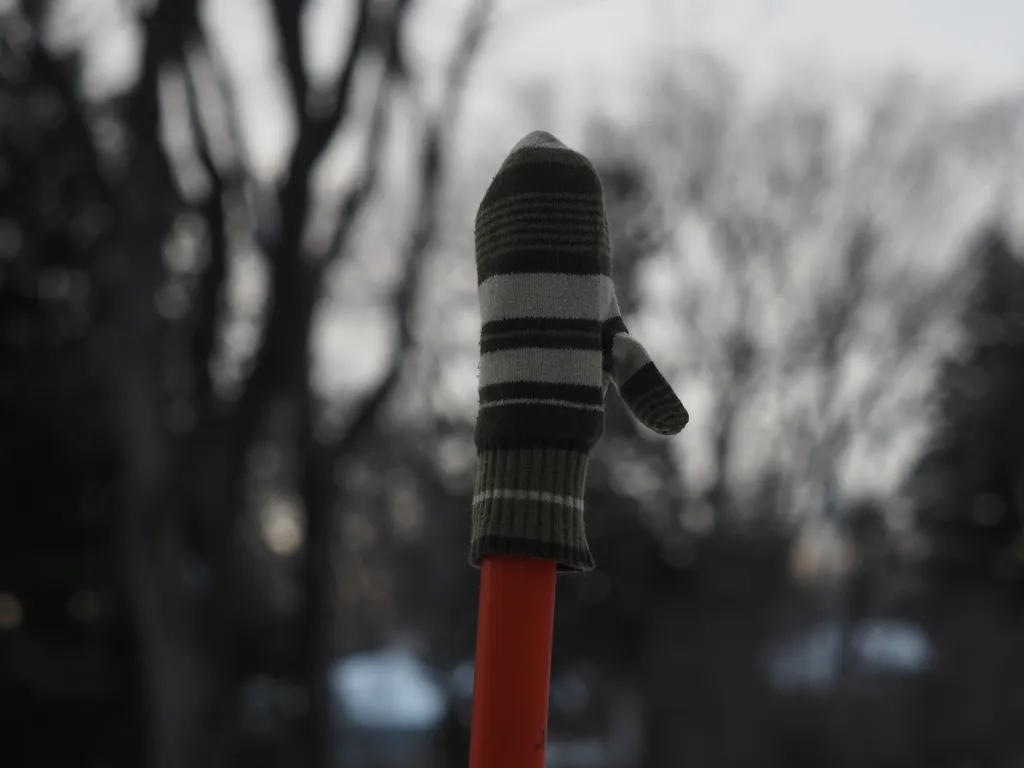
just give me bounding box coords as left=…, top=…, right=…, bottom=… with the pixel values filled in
left=470, top=447, right=594, bottom=572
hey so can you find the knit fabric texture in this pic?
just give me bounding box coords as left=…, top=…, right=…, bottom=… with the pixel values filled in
left=471, top=130, right=689, bottom=571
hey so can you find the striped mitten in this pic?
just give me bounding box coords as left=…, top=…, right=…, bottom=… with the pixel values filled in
left=470, top=130, right=689, bottom=572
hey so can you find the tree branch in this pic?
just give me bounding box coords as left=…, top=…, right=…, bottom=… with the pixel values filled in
left=115, top=0, right=201, bottom=491
left=333, top=0, right=494, bottom=455
left=269, top=0, right=309, bottom=114
left=179, top=54, right=231, bottom=417
left=221, top=0, right=382, bottom=485
left=111, top=4, right=219, bottom=767
left=196, top=43, right=253, bottom=180
left=274, top=0, right=374, bottom=266
left=320, top=10, right=408, bottom=264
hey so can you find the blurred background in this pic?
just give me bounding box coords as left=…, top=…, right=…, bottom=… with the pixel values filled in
left=2, top=0, right=1024, bottom=766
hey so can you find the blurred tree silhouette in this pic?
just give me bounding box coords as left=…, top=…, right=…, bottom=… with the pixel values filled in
left=1, top=1, right=492, bottom=767
left=620, top=64, right=961, bottom=525
left=910, top=227, right=1024, bottom=576
left=0, top=18, right=137, bottom=767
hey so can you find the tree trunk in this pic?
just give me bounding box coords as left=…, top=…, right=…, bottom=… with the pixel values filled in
left=120, top=501, right=226, bottom=768
left=114, top=92, right=228, bottom=768
left=300, top=426, right=337, bottom=768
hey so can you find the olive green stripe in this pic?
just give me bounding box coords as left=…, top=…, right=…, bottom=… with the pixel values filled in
left=476, top=192, right=605, bottom=213
left=477, top=242, right=608, bottom=262
left=470, top=447, right=592, bottom=570
left=479, top=327, right=603, bottom=352
left=634, top=398, right=683, bottom=423
left=477, top=210, right=604, bottom=235
left=474, top=448, right=588, bottom=495
left=477, top=217, right=607, bottom=240
left=481, top=161, right=600, bottom=209
left=477, top=190, right=604, bottom=213
left=477, top=234, right=609, bottom=256
left=476, top=226, right=607, bottom=250
left=476, top=203, right=606, bottom=232
left=635, top=402, right=684, bottom=427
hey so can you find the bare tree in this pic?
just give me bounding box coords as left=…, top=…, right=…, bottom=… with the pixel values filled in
left=610, top=63, right=979, bottom=529
left=18, top=1, right=493, bottom=767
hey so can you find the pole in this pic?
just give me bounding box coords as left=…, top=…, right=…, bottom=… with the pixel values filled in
left=464, top=129, right=689, bottom=768
left=468, top=556, right=557, bottom=768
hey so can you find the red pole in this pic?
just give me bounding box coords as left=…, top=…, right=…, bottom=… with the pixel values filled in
left=468, top=556, right=557, bottom=768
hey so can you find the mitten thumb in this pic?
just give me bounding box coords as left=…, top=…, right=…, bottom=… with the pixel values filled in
left=607, top=331, right=689, bottom=435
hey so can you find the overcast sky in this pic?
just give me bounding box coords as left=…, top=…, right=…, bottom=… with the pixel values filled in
left=61, top=0, right=1024, bottom=503
left=58, top=0, right=1022, bottom=173
left=470, top=0, right=1024, bottom=99
left=183, top=0, right=1024, bottom=177
left=67, top=0, right=1024, bottom=177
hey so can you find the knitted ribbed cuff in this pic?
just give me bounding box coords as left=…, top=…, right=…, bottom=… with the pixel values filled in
left=470, top=447, right=595, bottom=572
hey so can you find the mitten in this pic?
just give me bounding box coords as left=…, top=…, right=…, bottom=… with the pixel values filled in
left=470, top=130, right=689, bottom=572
